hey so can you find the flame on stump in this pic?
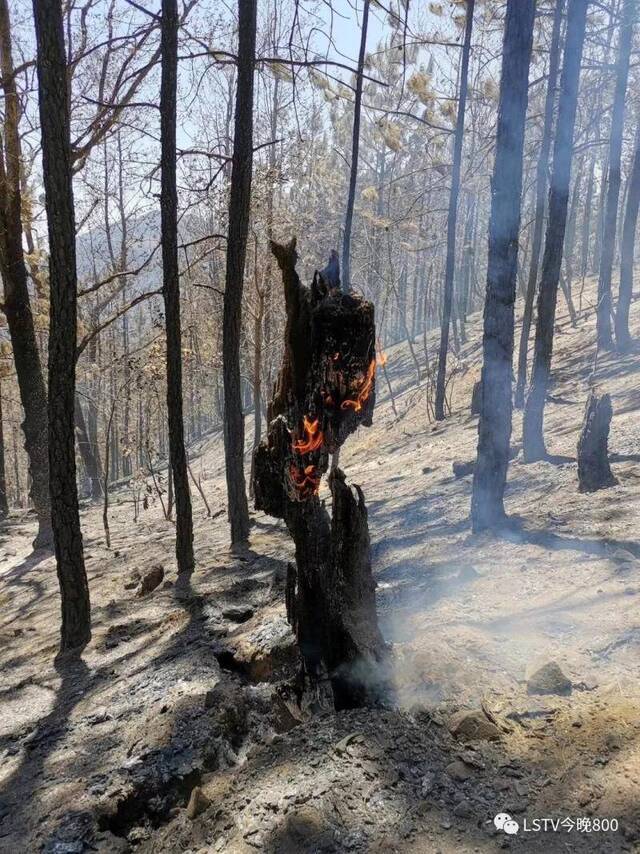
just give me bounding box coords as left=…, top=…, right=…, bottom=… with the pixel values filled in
left=252, top=238, right=388, bottom=709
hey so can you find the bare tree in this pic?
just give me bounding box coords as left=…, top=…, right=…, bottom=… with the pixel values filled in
left=341, top=0, right=370, bottom=294
left=32, top=0, right=90, bottom=652
left=0, top=0, right=51, bottom=547
left=523, top=0, right=589, bottom=462
left=615, top=119, right=640, bottom=350
left=471, top=0, right=536, bottom=532
left=596, top=0, right=636, bottom=350
left=222, top=0, right=256, bottom=545
left=160, top=0, right=194, bottom=573
left=434, top=0, right=475, bottom=421
left=514, top=0, right=565, bottom=408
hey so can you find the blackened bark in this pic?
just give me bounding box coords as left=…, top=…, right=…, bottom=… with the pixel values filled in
left=470, top=0, right=535, bottom=532
left=523, top=0, right=588, bottom=463
left=577, top=392, right=617, bottom=492
left=223, top=0, right=255, bottom=544
left=0, top=0, right=51, bottom=547
left=596, top=0, right=636, bottom=350
left=32, top=0, right=90, bottom=652
left=160, top=0, right=195, bottom=573
left=0, top=380, right=8, bottom=517
left=254, top=240, right=386, bottom=708
left=615, top=120, right=640, bottom=350
left=514, top=0, right=565, bottom=409
left=434, top=0, right=475, bottom=420
left=341, top=0, right=370, bottom=294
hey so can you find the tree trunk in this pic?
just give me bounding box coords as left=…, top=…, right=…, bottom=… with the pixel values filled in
left=434, top=0, right=475, bottom=420
left=596, top=0, right=636, bottom=350
left=160, top=0, right=195, bottom=574
left=222, top=0, right=255, bottom=545
left=523, top=0, right=588, bottom=463
left=514, top=0, right=565, bottom=409
left=0, top=0, right=52, bottom=547
left=615, top=120, right=640, bottom=350
left=0, top=380, right=8, bottom=517
left=470, top=0, right=536, bottom=532
left=341, top=0, right=370, bottom=294
left=75, top=396, right=103, bottom=501
left=253, top=240, right=387, bottom=708
left=33, top=0, right=90, bottom=653
left=577, top=392, right=617, bottom=492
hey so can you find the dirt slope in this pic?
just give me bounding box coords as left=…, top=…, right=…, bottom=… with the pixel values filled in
left=1, top=277, right=639, bottom=853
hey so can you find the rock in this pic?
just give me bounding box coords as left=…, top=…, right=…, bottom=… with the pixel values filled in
left=124, top=570, right=141, bottom=590
left=526, top=662, right=572, bottom=696
left=186, top=786, right=211, bottom=820
left=445, top=760, right=471, bottom=782
left=222, top=605, right=254, bottom=624
left=230, top=614, right=298, bottom=681
left=448, top=709, right=501, bottom=741
left=453, top=800, right=473, bottom=818
left=136, top=564, right=164, bottom=596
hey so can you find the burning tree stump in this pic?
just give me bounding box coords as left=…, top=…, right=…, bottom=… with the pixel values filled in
left=577, top=391, right=617, bottom=492
left=253, top=238, right=387, bottom=709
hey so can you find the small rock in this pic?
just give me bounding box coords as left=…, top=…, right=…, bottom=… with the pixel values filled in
left=445, top=760, right=471, bottom=782
left=186, top=786, right=211, bottom=820
left=222, top=605, right=254, bottom=624
left=136, top=564, right=164, bottom=596
left=449, top=709, right=501, bottom=741
left=526, top=662, right=572, bottom=696
left=421, top=774, right=435, bottom=795
left=453, top=800, right=473, bottom=818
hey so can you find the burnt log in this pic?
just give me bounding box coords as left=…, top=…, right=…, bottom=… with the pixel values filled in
left=254, top=238, right=387, bottom=709
left=577, top=391, right=617, bottom=492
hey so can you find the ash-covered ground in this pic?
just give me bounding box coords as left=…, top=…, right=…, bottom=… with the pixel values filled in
left=1, top=277, right=639, bottom=853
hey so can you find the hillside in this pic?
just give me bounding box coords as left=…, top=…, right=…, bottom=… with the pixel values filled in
left=1, top=276, right=639, bottom=853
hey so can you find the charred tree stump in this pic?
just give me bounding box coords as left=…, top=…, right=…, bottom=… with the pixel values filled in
left=253, top=238, right=387, bottom=709
left=577, top=391, right=617, bottom=492
left=470, top=380, right=482, bottom=416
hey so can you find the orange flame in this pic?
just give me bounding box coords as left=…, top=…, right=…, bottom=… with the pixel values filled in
left=340, top=358, right=376, bottom=413
left=289, top=462, right=321, bottom=497
left=376, top=345, right=388, bottom=367
left=293, top=415, right=323, bottom=454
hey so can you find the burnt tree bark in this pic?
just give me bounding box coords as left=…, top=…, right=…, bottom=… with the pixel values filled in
left=470, top=0, right=536, bottom=532
left=0, top=0, right=52, bottom=547
left=514, top=0, right=565, bottom=409
left=341, top=0, right=370, bottom=294
left=523, top=0, right=588, bottom=463
left=254, top=239, right=386, bottom=709
left=615, top=119, right=640, bottom=351
left=33, top=0, right=90, bottom=652
left=596, top=0, right=636, bottom=350
left=577, top=392, right=617, bottom=492
left=435, top=0, right=475, bottom=421
left=223, top=0, right=255, bottom=544
left=160, top=0, right=195, bottom=574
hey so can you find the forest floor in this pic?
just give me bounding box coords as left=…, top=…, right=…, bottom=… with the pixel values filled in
left=2, top=276, right=640, bottom=853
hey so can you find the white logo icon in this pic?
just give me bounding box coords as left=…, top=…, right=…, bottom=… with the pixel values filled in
left=494, top=812, right=519, bottom=835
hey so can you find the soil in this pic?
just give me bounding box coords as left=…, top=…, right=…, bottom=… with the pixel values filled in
left=1, top=277, right=639, bottom=853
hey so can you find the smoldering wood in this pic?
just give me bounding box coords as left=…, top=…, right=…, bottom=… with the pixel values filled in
left=254, top=238, right=387, bottom=709
left=577, top=391, right=617, bottom=492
